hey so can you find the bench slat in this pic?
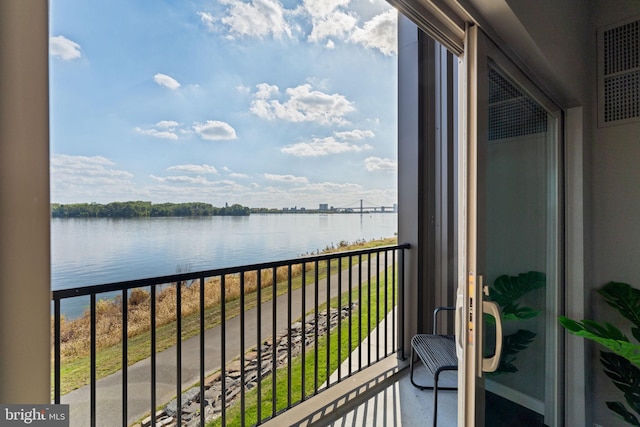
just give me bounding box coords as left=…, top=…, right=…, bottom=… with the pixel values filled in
left=411, top=334, right=457, bottom=374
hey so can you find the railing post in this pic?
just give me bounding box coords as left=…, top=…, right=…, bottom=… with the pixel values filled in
left=122, top=289, right=128, bottom=426
left=220, top=275, right=226, bottom=426
left=199, top=277, right=205, bottom=427
left=397, top=247, right=407, bottom=360
left=240, top=272, right=245, bottom=427
left=176, top=281, right=182, bottom=426
left=287, top=264, right=292, bottom=406
left=150, top=286, right=157, bottom=426
left=301, top=263, right=306, bottom=401
left=54, top=299, right=61, bottom=404
left=90, top=295, right=96, bottom=427
left=256, top=269, right=262, bottom=423
left=271, top=266, right=277, bottom=416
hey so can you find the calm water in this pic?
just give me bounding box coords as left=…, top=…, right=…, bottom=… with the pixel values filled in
left=52, top=213, right=397, bottom=317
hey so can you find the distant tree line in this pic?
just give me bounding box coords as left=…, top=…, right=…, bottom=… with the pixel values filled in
left=51, top=201, right=250, bottom=218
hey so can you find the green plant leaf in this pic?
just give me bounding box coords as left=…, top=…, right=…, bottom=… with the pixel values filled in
left=488, top=330, right=537, bottom=375
left=606, top=401, right=640, bottom=426
left=489, top=272, right=545, bottom=309
left=560, top=316, right=628, bottom=341
left=600, top=282, right=640, bottom=334
left=503, top=305, right=540, bottom=321
left=601, top=352, right=640, bottom=398
left=560, top=316, right=640, bottom=367
left=502, top=329, right=537, bottom=356
left=627, top=394, right=640, bottom=420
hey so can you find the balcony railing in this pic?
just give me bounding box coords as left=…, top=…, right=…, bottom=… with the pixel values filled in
left=52, top=243, right=409, bottom=426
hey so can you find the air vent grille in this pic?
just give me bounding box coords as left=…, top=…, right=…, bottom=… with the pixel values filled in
left=603, top=72, right=640, bottom=122
left=603, top=20, right=639, bottom=75
left=599, top=17, right=640, bottom=126
left=488, top=68, right=547, bottom=141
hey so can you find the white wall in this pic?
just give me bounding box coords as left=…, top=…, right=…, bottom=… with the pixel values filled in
left=0, top=0, right=51, bottom=403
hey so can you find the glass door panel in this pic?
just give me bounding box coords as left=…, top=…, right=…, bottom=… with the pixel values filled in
left=459, top=25, right=562, bottom=427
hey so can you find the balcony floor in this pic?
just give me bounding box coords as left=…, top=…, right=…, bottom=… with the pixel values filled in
left=328, top=362, right=457, bottom=427
left=263, top=311, right=458, bottom=427
left=217, top=307, right=460, bottom=427
left=263, top=356, right=458, bottom=427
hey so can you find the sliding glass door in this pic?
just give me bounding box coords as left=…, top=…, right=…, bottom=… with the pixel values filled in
left=458, top=25, right=563, bottom=427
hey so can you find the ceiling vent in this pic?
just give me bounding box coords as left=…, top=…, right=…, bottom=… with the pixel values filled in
left=598, top=17, right=640, bottom=127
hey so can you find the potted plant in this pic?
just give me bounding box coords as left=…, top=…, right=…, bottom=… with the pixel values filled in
left=560, top=282, right=640, bottom=425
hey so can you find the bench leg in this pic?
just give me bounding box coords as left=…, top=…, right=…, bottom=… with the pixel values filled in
left=410, top=346, right=432, bottom=390
left=433, top=372, right=440, bottom=427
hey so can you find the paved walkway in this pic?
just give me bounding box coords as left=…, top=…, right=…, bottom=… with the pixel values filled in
left=62, top=258, right=391, bottom=426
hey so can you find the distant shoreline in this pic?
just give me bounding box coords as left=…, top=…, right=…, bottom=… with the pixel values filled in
left=51, top=201, right=250, bottom=218
left=51, top=201, right=398, bottom=218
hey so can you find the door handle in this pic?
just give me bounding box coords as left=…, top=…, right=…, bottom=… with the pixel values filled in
left=455, top=286, right=465, bottom=359
left=482, top=300, right=503, bottom=373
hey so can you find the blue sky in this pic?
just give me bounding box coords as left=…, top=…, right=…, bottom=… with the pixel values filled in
left=49, top=0, right=398, bottom=209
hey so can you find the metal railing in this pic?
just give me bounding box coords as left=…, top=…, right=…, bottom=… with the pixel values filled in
left=52, top=243, right=409, bottom=426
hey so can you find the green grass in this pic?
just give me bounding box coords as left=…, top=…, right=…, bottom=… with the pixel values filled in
left=207, top=267, right=397, bottom=427
left=55, top=237, right=398, bottom=396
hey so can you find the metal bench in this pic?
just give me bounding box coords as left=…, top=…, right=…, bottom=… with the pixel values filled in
left=410, top=307, right=458, bottom=426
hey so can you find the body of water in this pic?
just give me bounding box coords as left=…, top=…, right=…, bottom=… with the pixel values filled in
left=52, top=213, right=397, bottom=317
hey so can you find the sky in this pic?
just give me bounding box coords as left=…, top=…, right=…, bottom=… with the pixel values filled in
left=49, top=0, right=398, bottom=210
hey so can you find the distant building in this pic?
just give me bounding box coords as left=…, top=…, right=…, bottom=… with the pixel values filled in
left=319, top=203, right=328, bottom=211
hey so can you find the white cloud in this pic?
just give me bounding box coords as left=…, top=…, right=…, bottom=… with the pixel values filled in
left=135, top=127, right=179, bottom=140
left=50, top=35, right=82, bottom=60
left=136, top=120, right=238, bottom=141
left=251, top=83, right=355, bottom=125
left=154, top=73, right=181, bottom=90
left=365, top=156, right=397, bottom=172
left=156, top=120, right=180, bottom=128
left=325, top=40, right=335, bottom=49
left=282, top=137, right=372, bottom=157
left=197, top=11, right=217, bottom=31
left=281, top=129, right=374, bottom=157
left=264, top=173, right=309, bottom=184
left=220, top=0, right=293, bottom=39
left=334, top=129, right=375, bottom=140
left=221, top=166, right=249, bottom=179
left=236, top=84, right=251, bottom=94
left=349, top=9, right=397, bottom=56
left=50, top=155, right=135, bottom=202
left=51, top=155, right=132, bottom=178
left=302, top=0, right=350, bottom=18
left=135, top=121, right=183, bottom=140
left=229, top=172, right=250, bottom=179
left=308, top=11, right=357, bottom=42
left=193, top=120, right=237, bottom=140
left=151, top=175, right=216, bottom=185
left=167, top=164, right=219, bottom=174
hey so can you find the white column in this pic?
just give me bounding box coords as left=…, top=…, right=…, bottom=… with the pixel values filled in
left=0, top=0, right=51, bottom=404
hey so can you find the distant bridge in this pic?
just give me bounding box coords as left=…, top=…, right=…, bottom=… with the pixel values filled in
left=329, top=199, right=397, bottom=214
